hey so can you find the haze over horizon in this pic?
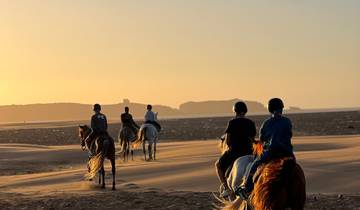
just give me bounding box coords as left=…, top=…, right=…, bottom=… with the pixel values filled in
left=1, top=1, right=359, bottom=109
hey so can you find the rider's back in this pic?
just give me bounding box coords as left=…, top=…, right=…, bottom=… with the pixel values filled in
left=144, top=110, right=156, bottom=122
left=260, top=115, right=293, bottom=156
left=121, top=113, right=133, bottom=126
left=91, top=113, right=108, bottom=134
left=225, top=117, right=256, bottom=155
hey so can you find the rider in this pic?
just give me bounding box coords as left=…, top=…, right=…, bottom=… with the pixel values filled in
left=235, top=98, right=294, bottom=200
left=89, top=104, right=109, bottom=143
left=215, top=101, right=256, bottom=198
left=144, top=104, right=161, bottom=132
left=121, top=106, right=140, bottom=134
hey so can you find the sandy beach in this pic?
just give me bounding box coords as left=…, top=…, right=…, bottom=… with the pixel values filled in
left=0, top=136, right=360, bottom=209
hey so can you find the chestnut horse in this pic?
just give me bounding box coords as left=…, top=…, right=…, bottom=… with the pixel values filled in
left=222, top=142, right=306, bottom=210
left=78, top=125, right=116, bottom=190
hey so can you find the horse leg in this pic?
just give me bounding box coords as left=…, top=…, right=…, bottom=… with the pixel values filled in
left=98, top=170, right=101, bottom=185
left=131, top=150, right=134, bottom=161
left=154, top=141, right=157, bottom=160
left=126, top=142, right=130, bottom=162
left=143, top=141, right=146, bottom=161
left=148, top=144, right=152, bottom=160
left=101, top=166, right=105, bottom=189
left=111, top=158, right=116, bottom=190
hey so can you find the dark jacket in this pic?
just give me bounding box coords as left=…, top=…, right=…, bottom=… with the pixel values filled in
left=225, top=117, right=256, bottom=155
left=121, top=113, right=139, bottom=129
left=91, top=112, right=108, bottom=134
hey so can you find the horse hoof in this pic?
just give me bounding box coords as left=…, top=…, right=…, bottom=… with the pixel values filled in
left=101, top=186, right=105, bottom=189
left=112, top=187, right=116, bottom=191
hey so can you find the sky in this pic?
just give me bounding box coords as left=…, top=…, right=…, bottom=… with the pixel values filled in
left=0, top=0, right=359, bottom=109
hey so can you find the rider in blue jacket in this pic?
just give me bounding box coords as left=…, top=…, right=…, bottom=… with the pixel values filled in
left=236, top=98, right=294, bottom=199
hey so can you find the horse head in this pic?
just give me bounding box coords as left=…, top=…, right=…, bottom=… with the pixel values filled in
left=78, top=125, right=91, bottom=149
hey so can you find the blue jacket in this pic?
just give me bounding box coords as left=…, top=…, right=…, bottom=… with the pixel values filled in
left=259, top=115, right=293, bottom=156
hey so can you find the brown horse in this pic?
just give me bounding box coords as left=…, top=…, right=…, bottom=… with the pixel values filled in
left=119, top=126, right=137, bottom=162
left=222, top=142, right=306, bottom=210
left=78, top=125, right=116, bottom=190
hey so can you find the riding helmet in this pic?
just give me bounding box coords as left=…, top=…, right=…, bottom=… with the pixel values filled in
left=93, top=103, right=101, bottom=111
left=233, top=101, right=248, bottom=114
left=268, top=98, right=284, bottom=113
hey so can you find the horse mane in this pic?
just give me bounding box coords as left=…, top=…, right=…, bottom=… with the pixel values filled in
left=221, top=197, right=245, bottom=210
left=252, top=141, right=264, bottom=157
left=250, top=157, right=296, bottom=210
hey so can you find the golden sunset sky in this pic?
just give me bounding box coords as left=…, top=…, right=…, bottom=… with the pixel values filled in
left=0, top=1, right=359, bottom=108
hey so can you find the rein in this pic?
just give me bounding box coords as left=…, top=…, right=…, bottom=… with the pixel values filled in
left=81, top=127, right=93, bottom=151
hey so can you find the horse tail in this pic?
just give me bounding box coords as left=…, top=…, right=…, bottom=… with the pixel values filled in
left=133, top=127, right=144, bottom=149
left=85, top=152, right=104, bottom=180
left=251, top=157, right=297, bottom=210
left=221, top=197, right=244, bottom=210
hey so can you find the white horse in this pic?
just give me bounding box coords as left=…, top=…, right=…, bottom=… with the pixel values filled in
left=220, top=155, right=254, bottom=201
left=137, top=123, right=158, bottom=161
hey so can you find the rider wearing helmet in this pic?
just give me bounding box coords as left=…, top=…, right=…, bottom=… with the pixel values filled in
left=91, top=104, right=108, bottom=135
left=215, top=101, right=256, bottom=198
left=236, top=98, right=294, bottom=199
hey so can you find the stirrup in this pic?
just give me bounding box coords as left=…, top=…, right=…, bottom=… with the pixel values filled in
left=235, top=186, right=249, bottom=200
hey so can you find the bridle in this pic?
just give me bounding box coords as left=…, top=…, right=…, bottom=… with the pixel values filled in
left=80, top=127, right=93, bottom=151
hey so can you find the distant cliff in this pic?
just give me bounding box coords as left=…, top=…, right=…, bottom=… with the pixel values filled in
left=0, top=99, right=269, bottom=123
left=179, top=99, right=266, bottom=115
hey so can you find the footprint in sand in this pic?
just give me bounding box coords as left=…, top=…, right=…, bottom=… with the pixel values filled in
left=122, top=183, right=140, bottom=189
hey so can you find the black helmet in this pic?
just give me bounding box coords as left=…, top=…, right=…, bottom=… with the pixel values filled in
left=147, top=104, right=152, bottom=110
left=233, top=101, right=248, bottom=114
left=93, top=104, right=101, bottom=111
left=268, top=98, right=284, bottom=113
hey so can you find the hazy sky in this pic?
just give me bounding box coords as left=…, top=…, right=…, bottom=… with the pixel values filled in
left=0, top=0, right=359, bottom=108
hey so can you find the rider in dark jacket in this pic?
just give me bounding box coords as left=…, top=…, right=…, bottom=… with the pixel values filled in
left=91, top=104, right=108, bottom=135
left=215, top=101, right=256, bottom=198
left=121, top=106, right=140, bottom=134
left=236, top=98, right=294, bottom=199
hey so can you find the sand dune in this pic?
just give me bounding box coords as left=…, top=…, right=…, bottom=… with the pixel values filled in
left=0, top=136, right=360, bottom=209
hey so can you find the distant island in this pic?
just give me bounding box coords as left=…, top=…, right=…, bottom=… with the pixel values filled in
left=0, top=98, right=358, bottom=123
left=0, top=99, right=268, bottom=123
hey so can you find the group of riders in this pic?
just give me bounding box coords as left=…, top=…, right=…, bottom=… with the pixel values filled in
left=84, top=103, right=161, bottom=157
left=84, top=97, right=295, bottom=202
left=215, top=98, right=294, bottom=201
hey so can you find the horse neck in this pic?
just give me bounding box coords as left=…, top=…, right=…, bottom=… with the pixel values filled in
left=253, top=142, right=264, bottom=156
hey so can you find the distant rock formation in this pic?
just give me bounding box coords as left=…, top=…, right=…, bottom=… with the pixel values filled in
left=179, top=99, right=267, bottom=115
left=0, top=99, right=271, bottom=123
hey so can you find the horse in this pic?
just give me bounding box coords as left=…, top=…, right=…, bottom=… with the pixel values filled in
left=134, top=123, right=158, bottom=161
left=118, top=126, right=137, bottom=161
left=221, top=142, right=306, bottom=210
left=78, top=125, right=116, bottom=190
left=218, top=136, right=254, bottom=201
